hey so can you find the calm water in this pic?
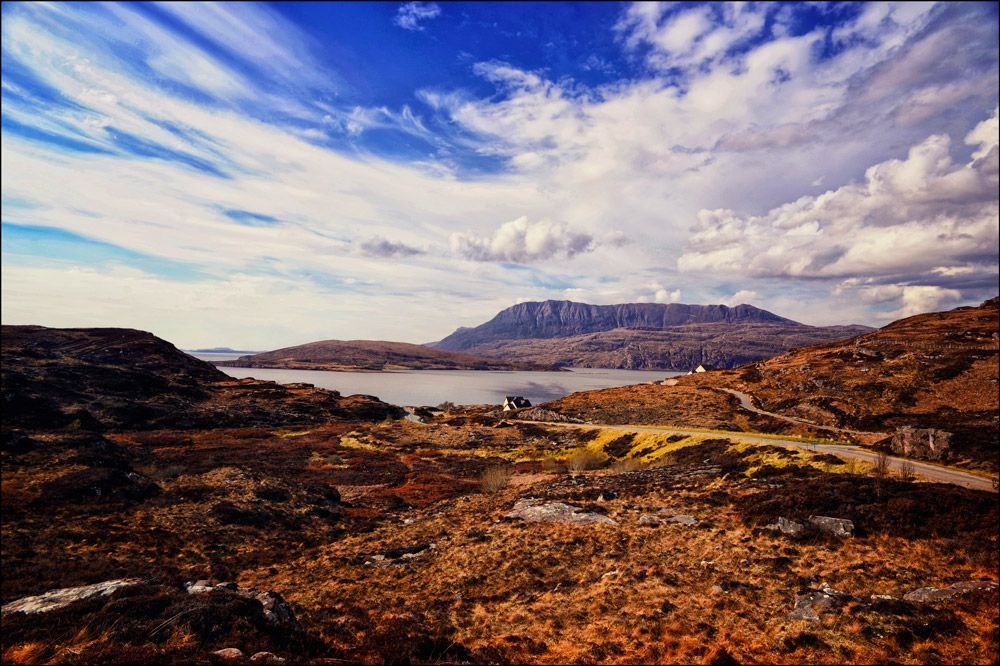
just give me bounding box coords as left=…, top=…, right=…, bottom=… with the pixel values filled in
left=189, top=352, right=680, bottom=407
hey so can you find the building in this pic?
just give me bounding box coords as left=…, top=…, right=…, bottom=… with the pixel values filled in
left=503, top=396, right=531, bottom=410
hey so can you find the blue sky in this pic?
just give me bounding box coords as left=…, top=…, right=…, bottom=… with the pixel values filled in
left=2, top=1, right=998, bottom=349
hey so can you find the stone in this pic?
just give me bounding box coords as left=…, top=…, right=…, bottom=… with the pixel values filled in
left=1, top=578, right=142, bottom=615
left=665, top=514, right=698, bottom=526
left=903, top=580, right=998, bottom=603
left=786, top=584, right=849, bottom=622
left=762, top=517, right=805, bottom=535
left=808, top=516, right=854, bottom=536
left=212, top=648, right=244, bottom=660
left=184, top=582, right=301, bottom=632
left=506, top=501, right=619, bottom=526
left=890, top=426, right=952, bottom=461
left=250, top=651, right=286, bottom=664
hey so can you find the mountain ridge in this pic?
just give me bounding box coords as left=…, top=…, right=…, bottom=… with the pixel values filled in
left=431, top=300, right=804, bottom=351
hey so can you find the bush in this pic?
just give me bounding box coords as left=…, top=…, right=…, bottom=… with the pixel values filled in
left=480, top=465, right=512, bottom=493
left=608, top=458, right=644, bottom=474
left=565, top=450, right=606, bottom=473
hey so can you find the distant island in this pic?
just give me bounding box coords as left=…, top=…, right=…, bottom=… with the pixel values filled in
left=215, top=339, right=564, bottom=372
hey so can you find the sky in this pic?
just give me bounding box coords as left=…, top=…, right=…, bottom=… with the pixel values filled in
left=1, top=1, right=998, bottom=349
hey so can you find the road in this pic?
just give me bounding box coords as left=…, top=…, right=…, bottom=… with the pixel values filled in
left=529, top=420, right=997, bottom=492
left=715, top=388, right=880, bottom=437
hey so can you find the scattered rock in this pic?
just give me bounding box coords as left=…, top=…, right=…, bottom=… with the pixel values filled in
left=184, top=581, right=301, bottom=632
left=507, top=500, right=619, bottom=526
left=763, top=517, right=805, bottom=536
left=666, top=514, right=698, bottom=526
left=639, top=513, right=698, bottom=526
left=808, top=516, right=854, bottom=537
left=212, top=648, right=245, bottom=660
left=786, top=583, right=849, bottom=623
left=903, top=580, right=998, bottom=602
left=1, top=578, right=143, bottom=615
left=250, top=652, right=286, bottom=664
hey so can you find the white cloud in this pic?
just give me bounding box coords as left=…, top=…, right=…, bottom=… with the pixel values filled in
left=722, top=290, right=759, bottom=307
left=857, top=284, right=964, bottom=320
left=449, top=217, right=596, bottom=263
left=677, top=121, right=999, bottom=281
left=394, top=2, right=441, bottom=31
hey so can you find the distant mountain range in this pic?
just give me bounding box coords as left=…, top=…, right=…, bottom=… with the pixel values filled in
left=216, top=340, right=562, bottom=372
left=429, top=300, right=874, bottom=370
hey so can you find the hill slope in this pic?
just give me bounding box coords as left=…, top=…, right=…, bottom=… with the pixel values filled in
left=455, top=322, right=873, bottom=370
left=1, top=326, right=403, bottom=431
left=534, top=298, right=999, bottom=470
left=216, top=339, right=562, bottom=372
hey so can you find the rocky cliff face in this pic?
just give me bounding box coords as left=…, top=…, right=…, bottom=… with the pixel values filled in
left=432, top=301, right=798, bottom=351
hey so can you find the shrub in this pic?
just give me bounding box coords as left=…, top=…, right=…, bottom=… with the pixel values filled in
left=872, top=451, right=891, bottom=479
left=565, top=450, right=606, bottom=473
left=897, top=460, right=916, bottom=483
left=480, top=465, right=513, bottom=493
left=608, top=458, right=644, bottom=474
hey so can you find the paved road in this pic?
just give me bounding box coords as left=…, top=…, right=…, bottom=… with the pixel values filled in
left=715, top=388, right=880, bottom=437
left=529, top=421, right=996, bottom=492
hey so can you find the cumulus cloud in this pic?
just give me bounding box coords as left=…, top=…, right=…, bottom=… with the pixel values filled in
left=856, top=284, right=964, bottom=320
left=678, top=111, right=999, bottom=283
left=722, top=290, right=759, bottom=307
left=394, top=2, right=441, bottom=31
left=358, top=235, right=424, bottom=258
left=449, top=217, right=597, bottom=263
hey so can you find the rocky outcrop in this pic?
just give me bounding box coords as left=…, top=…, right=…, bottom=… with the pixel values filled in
left=808, top=516, right=854, bottom=537
left=903, top=580, right=998, bottom=602
left=786, top=583, right=851, bottom=622
left=1, top=579, right=144, bottom=615
left=506, top=499, right=618, bottom=525
left=184, top=580, right=301, bottom=632
left=763, top=517, right=805, bottom=536
left=890, top=427, right=952, bottom=461
left=2, top=325, right=405, bottom=430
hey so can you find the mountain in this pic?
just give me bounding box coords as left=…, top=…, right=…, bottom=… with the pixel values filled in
left=429, top=300, right=873, bottom=370
left=449, top=322, right=874, bottom=370
left=216, top=339, right=563, bottom=372
left=1, top=325, right=403, bottom=430
left=432, top=300, right=798, bottom=350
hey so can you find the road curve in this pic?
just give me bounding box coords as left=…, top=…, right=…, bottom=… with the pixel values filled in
left=715, top=388, right=880, bottom=437
left=527, top=420, right=996, bottom=492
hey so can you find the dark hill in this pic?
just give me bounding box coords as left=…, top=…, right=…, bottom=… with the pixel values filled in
left=216, top=340, right=562, bottom=372
left=431, top=300, right=799, bottom=351
left=1, top=326, right=403, bottom=431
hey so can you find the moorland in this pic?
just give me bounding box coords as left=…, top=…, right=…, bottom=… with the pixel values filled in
left=1, top=298, right=997, bottom=665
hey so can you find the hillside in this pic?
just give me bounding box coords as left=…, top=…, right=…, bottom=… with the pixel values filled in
left=1, top=326, right=403, bottom=431
left=532, top=298, right=999, bottom=470
left=455, top=322, right=873, bottom=370
left=216, top=339, right=562, bottom=372
left=2, top=323, right=997, bottom=664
